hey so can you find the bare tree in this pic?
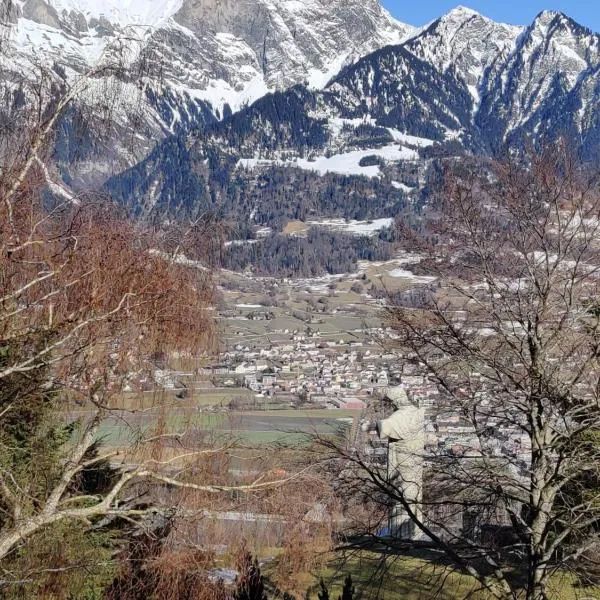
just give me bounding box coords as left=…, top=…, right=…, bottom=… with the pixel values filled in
left=326, top=146, right=600, bottom=600
left=0, top=16, right=316, bottom=593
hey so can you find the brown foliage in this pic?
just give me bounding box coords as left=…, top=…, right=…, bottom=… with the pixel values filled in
left=1, top=189, right=216, bottom=395
left=106, top=522, right=228, bottom=600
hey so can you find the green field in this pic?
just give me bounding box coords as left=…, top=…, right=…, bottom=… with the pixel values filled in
left=97, top=407, right=355, bottom=447
left=276, top=551, right=600, bottom=600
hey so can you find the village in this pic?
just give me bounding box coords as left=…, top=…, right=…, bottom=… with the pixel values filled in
left=191, top=276, right=532, bottom=472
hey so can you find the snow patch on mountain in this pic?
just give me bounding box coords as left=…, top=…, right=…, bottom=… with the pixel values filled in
left=238, top=144, right=418, bottom=178
left=387, top=267, right=436, bottom=283
left=387, top=130, right=436, bottom=147
left=48, top=0, right=184, bottom=27
left=308, top=218, right=394, bottom=236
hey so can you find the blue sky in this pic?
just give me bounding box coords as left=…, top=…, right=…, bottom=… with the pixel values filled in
left=381, top=1, right=600, bottom=32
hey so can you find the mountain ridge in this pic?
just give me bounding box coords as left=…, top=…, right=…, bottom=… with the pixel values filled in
left=3, top=0, right=418, bottom=184
left=103, top=5, right=600, bottom=225
left=5, top=0, right=600, bottom=224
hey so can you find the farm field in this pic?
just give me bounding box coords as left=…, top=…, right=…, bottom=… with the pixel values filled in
left=95, top=407, right=356, bottom=447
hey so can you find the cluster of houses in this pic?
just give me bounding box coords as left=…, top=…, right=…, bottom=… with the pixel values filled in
left=207, top=327, right=407, bottom=410
left=214, top=302, right=532, bottom=479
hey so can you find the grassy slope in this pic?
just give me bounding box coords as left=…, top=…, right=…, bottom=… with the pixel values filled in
left=289, top=551, right=600, bottom=600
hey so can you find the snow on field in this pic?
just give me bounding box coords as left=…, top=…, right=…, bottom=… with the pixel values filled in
left=387, top=129, right=436, bottom=147
left=391, top=181, right=416, bottom=192
left=224, top=239, right=261, bottom=247
left=356, top=254, right=425, bottom=273
left=236, top=304, right=263, bottom=309
left=291, top=272, right=351, bottom=293
left=148, top=249, right=208, bottom=270
left=298, top=146, right=418, bottom=176
left=388, top=268, right=437, bottom=283
left=355, top=254, right=436, bottom=284
left=238, top=144, right=418, bottom=178
left=308, top=218, right=394, bottom=236
left=256, top=227, right=273, bottom=237
left=222, top=227, right=272, bottom=248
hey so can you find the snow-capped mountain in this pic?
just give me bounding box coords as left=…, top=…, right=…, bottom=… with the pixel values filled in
left=3, top=0, right=415, bottom=183
left=171, top=0, right=415, bottom=91
left=6, top=1, right=600, bottom=218
left=477, top=11, right=600, bottom=152
left=105, top=6, right=600, bottom=221
left=7, top=0, right=414, bottom=116
left=327, top=7, right=600, bottom=150
left=403, top=7, right=522, bottom=107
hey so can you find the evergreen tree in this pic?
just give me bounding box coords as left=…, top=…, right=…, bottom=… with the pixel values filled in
left=0, top=342, right=119, bottom=597
left=338, top=575, right=355, bottom=600
left=235, top=552, right=268, bottom=600
left=317, top=579, right=329, bottom=600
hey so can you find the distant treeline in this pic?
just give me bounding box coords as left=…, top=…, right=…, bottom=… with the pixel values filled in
left=108, top=149, right=415, bottom=228
left=222, top=228, right=395, bottom=277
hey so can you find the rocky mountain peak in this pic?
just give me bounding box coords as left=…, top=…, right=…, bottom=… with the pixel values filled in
left=532, top=10, right=568, bottom=29
left=441, top=5, right=482, bottom=23
left=172, top=0, right=415, bottom=90
left=403, top=4, right=522, bottom=100
left=516, top=8, right=600, bottom=82
left=22, top=0, right=61, bottom=28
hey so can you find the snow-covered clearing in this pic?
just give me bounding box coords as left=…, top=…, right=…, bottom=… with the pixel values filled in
left=256, top=227, right=273, bottom=237
left=387, top=268, right=437, bottom=283
left=356, top=254, right=424, bottom=272
left=148, top=249, right=208, bottom=270
left=308, top=218, right=394, bottom=236
left=188, top=73, right=270, bottom=114
left=238, top=144, right=418, bottom=178
left=224, top=239, right=261, bottom=247
left=387, top=129, right=436, bottom=147
left=391, top=181, right=416, bottom=192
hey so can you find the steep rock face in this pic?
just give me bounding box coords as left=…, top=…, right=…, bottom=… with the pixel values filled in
left=0, top=1, right=22, bottom=25
left=22, top=0, right=61, bottom=28
left=173, top=0, right=414, bottom=89
left=10, top=0, right=414, bottom=112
